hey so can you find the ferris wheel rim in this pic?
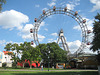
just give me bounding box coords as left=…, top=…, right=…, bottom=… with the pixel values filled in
left=32, top=6, right=89, bottom=55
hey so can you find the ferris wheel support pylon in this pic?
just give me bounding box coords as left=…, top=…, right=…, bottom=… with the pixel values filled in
left=57, top=29, right=69, bottom=53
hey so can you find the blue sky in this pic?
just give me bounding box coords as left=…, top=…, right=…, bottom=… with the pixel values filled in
left=0, top=0, right=100, bottom=53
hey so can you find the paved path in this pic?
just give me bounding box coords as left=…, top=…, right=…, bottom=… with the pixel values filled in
left=0, top=69, right=98, bottom=72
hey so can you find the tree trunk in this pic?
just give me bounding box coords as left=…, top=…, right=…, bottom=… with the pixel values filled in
left=30, top=63, right=32, bottom=69
left=30, top=61, right=32, bottom=69
left=54, top=62, right=56, bottom=69
left=65, top=62, right=66, bottom=69
left=23, top=62, right=25, bottom=68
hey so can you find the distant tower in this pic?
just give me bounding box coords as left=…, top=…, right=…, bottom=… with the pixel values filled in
left=57, top=29, right=70, bottom=53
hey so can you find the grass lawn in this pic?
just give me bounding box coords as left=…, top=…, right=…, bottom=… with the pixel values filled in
left=0, top=67, right=98, bottom=70
left=0, top=68, right=66, bottom=70
left=0, top=71, right=98, bottom=75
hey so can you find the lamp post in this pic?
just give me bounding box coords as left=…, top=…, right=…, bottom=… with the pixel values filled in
left=48, top=51, right=50, bottom=71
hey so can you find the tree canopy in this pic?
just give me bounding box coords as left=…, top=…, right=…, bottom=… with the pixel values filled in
left=90, top=13, right=100, bottom=64
left=90, top=13, right=100, bottom=52
left=38, top=42, right=68, bottom=67
left=4, top=42, right=42, bottom=68
left=21, top=42, right=41, bottom=68
left=4, top=42, right=68, bottom=68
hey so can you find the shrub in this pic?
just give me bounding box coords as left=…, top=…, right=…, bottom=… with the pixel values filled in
left=2, top=62, right=7, bottom=67
left=24, top=62, right=30, bottom=67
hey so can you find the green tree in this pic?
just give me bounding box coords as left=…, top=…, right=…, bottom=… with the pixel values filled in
left=21, top=42, right=41, bottom=69
left=38, top=44, right=48, bottom=64
left=4, top=42, right=42, bottom=68
left=0, top=0, right=6, bottom=12
left=90, top=13, right=100, bottom=51
left=19, top=42, right=28, bottom=68
left=4, top=43, right=20, bottom=67
left=12, top=43, right=21, bottom=67
left=4, top=43, right=12, bottom=51
left=12, top=43, right=20, bottom=59
left=90, top=13, right=100, bottom=64
left=47, top=42, right=67, bottom=68
left=38, top=42, right=68, bottom=68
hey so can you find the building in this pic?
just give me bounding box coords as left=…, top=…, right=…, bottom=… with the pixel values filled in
left=0, top=51, right=13, bottom=67
left=69, top=53, right=98, bottom=69
left=56, top=63, right=65, bottom=69
left=0, top=52, right=3, bottom=67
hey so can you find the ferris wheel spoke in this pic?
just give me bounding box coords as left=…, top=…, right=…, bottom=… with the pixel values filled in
left=30, top=6, right=91, bottom=57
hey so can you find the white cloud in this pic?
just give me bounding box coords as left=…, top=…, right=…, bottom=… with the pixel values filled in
left=87, top=19, right=94, bottom=30
left=90, top=0, right=100, bottom=12
left=6, top=41, right=13, bottom=44
left=0, top=40, right=6, bottom=46
left=57, top=40, right=81, bottom=53
left=39, top=21, right=47, bottom=30
left=38, top=34, right=45, bottom=42
left=42, top=8, right=48, bottom=11
left=22, top=34, right=33, bottom=40
left=21, top=24, right=33, bottom=34
left=68, top=40, right=81, bottom=49
left=66, top=4, right=75, bottom=10
left=51, top=33, right=58, bottom=37
left=0, top=10, right=29, bottom=30
left=66, top=0, right=80, bottom=10
left=18, top=21, right=46, bottom=41
left=44, top=28, right=48, bottom=31
left=84, top=47, right=97, bottom=54
left=6, top=41, right=23, bottom=46
left=48, top=39, right=57, bottom=43
left=17, top=24, right=34, bottom=40
left=47, top=2, right=56, bottom=7
left=67, top=40, right=81, bottom=53
left=40, top=21, right=45, bottom=27
left=47, top=38, right=94, bottom=54
left=72, top=18, right=94, bottom=53
left=22, top=33, right=45, bottom=42
left=35, top=4, right=40, bottom=8
left=60, top=2, right=66, bottom=5
left=0, top=40, right=23, bottom=48
left=73, top=18, right=93, bottom=31
left=48, top=15, right=53, bottom=18
left=73, top=25, right=80, bottom=30
left=67, top=40, right=95, bottom=54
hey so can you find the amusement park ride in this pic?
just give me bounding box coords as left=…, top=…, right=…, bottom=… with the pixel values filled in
left=57, top=29, right=69, bottom=54
left=30, top=6, right=92, bottom=57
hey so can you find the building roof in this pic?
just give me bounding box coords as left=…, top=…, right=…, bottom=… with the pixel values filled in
left=79, top=53, right=96, bottom=57
left=3, top=51, right=13, bottom=55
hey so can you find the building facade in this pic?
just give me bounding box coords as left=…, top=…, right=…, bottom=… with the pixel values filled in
left=0, top=51, right=13, bottom=67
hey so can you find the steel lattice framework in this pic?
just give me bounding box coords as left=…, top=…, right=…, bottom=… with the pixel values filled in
left=31, top=7, right=90, bottom=56
left=57, top=29, right=69, bottom=52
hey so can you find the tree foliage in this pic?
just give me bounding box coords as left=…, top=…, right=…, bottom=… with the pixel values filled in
left=4, top=43, right=21, bottom=67
left=90, top=13, right=100, bottom=64
left=4, top=43, right=12, bottom=51
left=90, top=13, right=100, bottom=52
left=38, top=42, right=68, bottom=67
left=4, top=42, right=68, bottom=68
left=4, top=42, right=42, bottom=68
left=21, top=42, right=41, bottom=68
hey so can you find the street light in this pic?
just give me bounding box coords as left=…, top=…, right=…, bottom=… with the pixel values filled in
left=48, top=51, right=50, bottom=71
